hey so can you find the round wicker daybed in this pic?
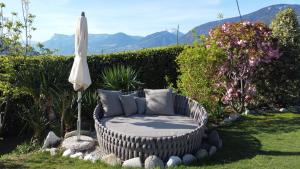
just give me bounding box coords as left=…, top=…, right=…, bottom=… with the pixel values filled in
left=93, top=91, right=208, bottom=161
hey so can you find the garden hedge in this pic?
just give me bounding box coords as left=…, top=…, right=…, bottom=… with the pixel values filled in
left=0, top=46, right=184, bottom=136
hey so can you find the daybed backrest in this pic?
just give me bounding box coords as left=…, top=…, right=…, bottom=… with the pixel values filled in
left=122, top=90, right=208, bottom=126
left=96, top=89, right=208, bottom=126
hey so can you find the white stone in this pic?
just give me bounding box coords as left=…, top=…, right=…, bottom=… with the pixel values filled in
left=166, top=156, right=182, bottom=167
left=62, top=149, right=74, bottom=157
left=101, top=153, right=122, bottom=166
left=222, top=117, right=232, bottom=123
left=90, top=155, right=100, bottom=163
left=70, top=152, right=83, bottom=159
left=122, top=157, right=142, bottom=168
left=88, top=146, right=103, bottom=163
left=243, top=109, right=250, bottom=115
left=144, top=155, right=164, bottom=169
left=42, top=131, right=61, bottom=149
left=61, top=135, right=95, bottom=151
left=64, top=130, right=91, bottom=139
left=182, top=154, right=196, bottom=164
left=50, top=148, right=57, bottom=156
left=209, top=146, right=217, bottom=156
left=279, top=108, right=288, bottom=112
left=84, top=153, right=93, bottom=161
left=195, top=149, right=208, bottom=159
left=229, top=113, right=240, bottom=121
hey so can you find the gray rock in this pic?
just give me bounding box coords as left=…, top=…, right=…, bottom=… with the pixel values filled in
left=166, top=156, right=182, bottom=167
left=122, top=157, right=142, bottom=168
left=182, top=154, right=196, bottom=164
left=144, top=155, right=164, bottom=169
left=50, top=148, right=57, bottom=156
left=62, top=149, right=74, bottom=157
left=279, top=108, right=288, bottom=112
left=209, top=146, right=217, bottom=156
left=243, top=109, right=250, bottom=115
left=70, top=152, right=83, bottom=159
left=222, top=117, right=232, bottom=124
left=83, top=151, right=101, bottom=163
left=208, top=130, right=222, bottom=148
left=42, top=131, right=61, bottom=149
left=84, top=153, right=93, bottom=161
left=195, top=149, right=208, bottom=159
left=88, top=146, right=104, bottom=162
left=101, top=154, right=122, bottom=166
left=64, top=130, right=92, bottom=138
left=229, top=113, right=240, bottom=121
left=61, top=135, right=95, bottom=151
left=200, top=142, right=211, bottom=151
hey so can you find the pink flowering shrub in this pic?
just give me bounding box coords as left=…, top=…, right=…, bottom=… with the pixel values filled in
left=207, top=21, right=280, bottom=113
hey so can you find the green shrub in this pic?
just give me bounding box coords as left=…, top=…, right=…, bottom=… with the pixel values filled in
left=176, top=38, right=226, bottom=118
left=254, top=8, right=300, bottom=106
left=13, top=140, right=40, bottom=155
left=0, top=46, right=184, bottom=138
left=101, top=65, right=142, bottom=92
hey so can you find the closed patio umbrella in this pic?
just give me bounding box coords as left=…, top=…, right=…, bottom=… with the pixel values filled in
left=68, top=12, right=91, bottom=141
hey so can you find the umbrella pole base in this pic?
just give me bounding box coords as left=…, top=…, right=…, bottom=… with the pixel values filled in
left=77, top=120, right=81, bottom=141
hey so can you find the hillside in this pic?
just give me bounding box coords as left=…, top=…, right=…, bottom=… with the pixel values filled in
left=43, top=4, right=300, bottom=55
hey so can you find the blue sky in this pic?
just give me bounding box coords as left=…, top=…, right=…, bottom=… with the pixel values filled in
left=1, top=0, right=299, bottom=42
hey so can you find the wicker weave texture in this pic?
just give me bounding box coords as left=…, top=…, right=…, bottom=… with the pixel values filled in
left=93, top=92, right=208, bottom=161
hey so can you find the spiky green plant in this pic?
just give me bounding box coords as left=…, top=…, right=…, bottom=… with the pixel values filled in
left=101, top=65, right=142, bottom=92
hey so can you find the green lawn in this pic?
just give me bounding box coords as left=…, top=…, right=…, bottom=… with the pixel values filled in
left=1, top=112, right=300, bottom=169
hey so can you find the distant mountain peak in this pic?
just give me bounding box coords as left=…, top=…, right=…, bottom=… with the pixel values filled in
left=43, top=4, right=300, bottom=55
left=181, top=4, right=300, bottom=44
left=166, top=28, right=184, bottom=37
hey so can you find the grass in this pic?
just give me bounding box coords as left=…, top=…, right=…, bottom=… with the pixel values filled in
left=1, top=112, right=300, bottom=169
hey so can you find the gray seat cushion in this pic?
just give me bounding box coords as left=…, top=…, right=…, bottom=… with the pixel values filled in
left=144, top=89, right=175, bottom=115
left=98, top=89, right=123, bottom=117
left=100, top=114, right=198, bottom=137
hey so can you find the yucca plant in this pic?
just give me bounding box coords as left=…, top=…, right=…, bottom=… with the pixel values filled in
left=101, top=65, right=142, bottom=92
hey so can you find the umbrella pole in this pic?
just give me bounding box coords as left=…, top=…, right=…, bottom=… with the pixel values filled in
left=77, top=91, right=82, bottom=141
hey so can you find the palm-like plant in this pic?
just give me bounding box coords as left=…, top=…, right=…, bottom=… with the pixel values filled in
left=101, top=65, right=142, bottom=92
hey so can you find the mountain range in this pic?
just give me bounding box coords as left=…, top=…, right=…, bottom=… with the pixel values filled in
left=43, top=4, right=300, bottom=55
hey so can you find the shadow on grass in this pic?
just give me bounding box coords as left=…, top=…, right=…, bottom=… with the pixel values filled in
left=189, top=112, right=300, bottom=167
left=235, top=116, right=300, bottom=135
left=0, top=137, right=25, bottom=155
left=0, top=159, right=28, bottom=169
left=189, top=129, right=262, bottom=167
left=259, top=150, right=300, bottom=156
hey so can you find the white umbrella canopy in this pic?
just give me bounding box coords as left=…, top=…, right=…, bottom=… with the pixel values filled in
left=68, top=12, right=91, bottom=140
left=68, top=12, right=91, bottom=90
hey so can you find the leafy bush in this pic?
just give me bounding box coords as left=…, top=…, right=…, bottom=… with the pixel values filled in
left=254, top=8, right=300, bottom=106
left=0, top=46, right=184, bottom=138
left=206, top=21, right=280, bottom=113
left=13, top=140, right=40, bottom=155
left=101, top=65, right=142, bottom=92
left=177, top=37, right=226, bottom=118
